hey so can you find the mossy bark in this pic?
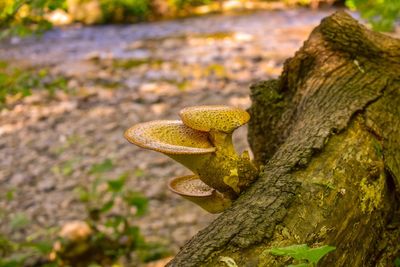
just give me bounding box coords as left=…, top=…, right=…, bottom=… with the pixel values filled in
left=167, top=11, right=400, bottom=267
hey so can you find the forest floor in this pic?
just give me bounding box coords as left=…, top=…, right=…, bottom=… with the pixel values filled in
left=1, top=8, right=397, bottom=265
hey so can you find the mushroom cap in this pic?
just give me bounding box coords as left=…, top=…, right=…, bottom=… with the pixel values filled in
left=124, top=120, right=215, bottom=154
left=179, top=105, right=250, bottom=133
left=168, top=175, right=214, bottom=197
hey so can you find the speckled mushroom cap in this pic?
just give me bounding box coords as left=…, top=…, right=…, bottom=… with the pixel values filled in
left=124, top=120, right=215, bottom=154
left=168, top=175, right=214, bottom=197
left=179, top=105, right=250, bottom=133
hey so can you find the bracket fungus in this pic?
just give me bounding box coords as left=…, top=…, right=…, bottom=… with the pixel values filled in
left=168, top=175, right=231, bottom=214
left=124, top=105, right=258, bottom=213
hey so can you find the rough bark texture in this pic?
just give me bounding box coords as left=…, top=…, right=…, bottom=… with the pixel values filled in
left=167, top=12, right=400, bottom=267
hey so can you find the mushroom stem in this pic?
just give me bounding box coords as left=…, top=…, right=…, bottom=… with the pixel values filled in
left=192, top=130, right=258, bottom=197
left=209, top=130, right=236, bottom=155
left=168, top=153, right=212, bottom=174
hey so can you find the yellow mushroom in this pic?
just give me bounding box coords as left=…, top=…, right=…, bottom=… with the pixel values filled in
left=124, top=106, right=259, bottom=211
left=179, top=105, right=250, bottom=133
left=124, top=120, right=215, bottom=173
left=168, top=175, right=232, bottom=213
left=179, top=105, right=258, bottom=195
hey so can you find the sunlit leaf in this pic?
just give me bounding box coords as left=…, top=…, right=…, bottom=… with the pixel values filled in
left=267, top=244, right=335, bottom=264
left=124, top=191, right=148, bottom=216
left=26, top=241, right=53, bottom=254
left=100, top=200, right=114, bottom=213
left=302, top=245, right=336, bottom=263
left=107, top=173, right=128, bottom=193
left=89, top=159, right=114, bottom=174
left=10, top=213, right=30, bottom=230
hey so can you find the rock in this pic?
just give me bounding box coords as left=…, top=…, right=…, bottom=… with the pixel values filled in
left=37, top=179, right=56, bottom=192
left=9, top=173, right=32, bottom=187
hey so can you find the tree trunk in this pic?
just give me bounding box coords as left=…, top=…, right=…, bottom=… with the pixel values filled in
left=167, top=11, right=400, bottom=267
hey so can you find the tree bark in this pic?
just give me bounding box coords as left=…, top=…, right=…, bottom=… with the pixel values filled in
left=167, top=11, right=400, bottom=267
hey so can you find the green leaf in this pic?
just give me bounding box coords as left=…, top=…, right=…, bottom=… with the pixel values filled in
left=104, top=216, right=124, bottom=229
left=302, top=245, right=336, bottom=264
left=268, top=244, right=309, bottom=258
left=5, top=189, right=14, bottom=201
left=123, top=191, right=148, bottom=216
left=267, top=244, right=335, bottom=264
left=10, top=213, right=30, bottom=230
left=137, top=242, right=171, bottom=263
left=100, top=200, right=114, bottom=213
left=0, top=259, right=23, bottom=267
left=394, top=257, right=400, bottom=267
left=125, top=226, right=145, bottom=247
left=89, top=159, right=114, bottom=174
left=107, top=173, right=128, bottom=193
left=75, top=187, right=90, bottom=202
left=26, top=241, right=53, bottom=254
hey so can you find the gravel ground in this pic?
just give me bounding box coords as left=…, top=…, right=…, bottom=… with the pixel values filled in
left=0, top=8, right=345, bottom=261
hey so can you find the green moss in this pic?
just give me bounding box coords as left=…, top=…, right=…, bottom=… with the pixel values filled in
left=261, top=117, right=389, bottom=264
left=359, top=174, right=384, bottom=214
left=251, top=80, right=284, bottom=104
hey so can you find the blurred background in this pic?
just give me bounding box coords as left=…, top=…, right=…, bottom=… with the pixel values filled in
left=0, top=0, right=399, bottom=266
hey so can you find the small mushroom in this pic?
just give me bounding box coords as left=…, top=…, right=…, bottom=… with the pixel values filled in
left=180, top=105, right=249, bottom=151
left=124, top=120, right=215, bottom=173
left=179, top=105, right=250, bottom=133
left=179, top=105, right=258, bottom=195
left=168, top=175, right=232, bottom=213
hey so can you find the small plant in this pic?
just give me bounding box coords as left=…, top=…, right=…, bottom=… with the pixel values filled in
left=264, top=243, right=336, bottom=267
left=51, top=158, right=170, bottom=266
left=0, top=159, right=169, bottom=267
left=346, top=0, right=400, bottom=32
left=0, top=61, right=68, bottom=109
left=0, top=192, right=56, bottom=267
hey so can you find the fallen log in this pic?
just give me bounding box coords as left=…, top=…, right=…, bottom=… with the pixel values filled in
left=168, top=11, right=400, bottom=267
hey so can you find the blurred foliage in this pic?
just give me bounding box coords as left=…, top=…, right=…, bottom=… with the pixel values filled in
left=346, top=0, right=400, bottom=31
left=0, top=191, right=56, bottom=267
left=1, top=0, right=398, bottom=36
left=0, top=60, right=68, bottom=109
left=60, top=158, right=170, bottom=266
left=100, top=0, right=151, bottom=22
left=0, top=159, right=170, bottom=266
left=0, top=0, right=65, bottom=38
